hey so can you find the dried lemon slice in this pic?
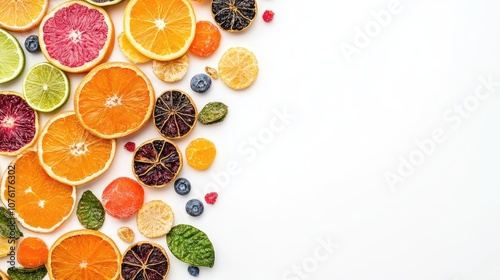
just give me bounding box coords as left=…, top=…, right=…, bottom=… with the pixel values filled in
left=152, top=54, right=189, bottom=83
left=218, top=47, right=258, bottom=90
left=136, top=200, right=174, bottom=238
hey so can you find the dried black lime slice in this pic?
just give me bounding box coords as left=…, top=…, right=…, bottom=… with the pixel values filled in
left=0, top=207, right=22, bottom=239
left=212, top=0, right=258, bottom=32
left=121, top=242, right=170, bottom=280
left=198, top=102, right=228, bottom=125
left=7, top=265, right=47, bottom=280
left=153, top=90, right=197, bottom=139
left=132, top=139, right=182, bottom=188
left=166, top=224, right=215, bottom=268
left=76, top=190, right=105, bottom=230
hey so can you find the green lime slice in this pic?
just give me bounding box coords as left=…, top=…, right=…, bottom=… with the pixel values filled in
left=23, top=62, right=70, bottom=112
left=0, top=28, right=25, bottom=84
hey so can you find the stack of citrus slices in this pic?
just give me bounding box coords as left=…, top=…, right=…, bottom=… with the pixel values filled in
left=0, top=0, right=267, bottom=277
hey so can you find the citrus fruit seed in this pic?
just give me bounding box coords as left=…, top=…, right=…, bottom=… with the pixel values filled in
left=0, top=151, right=76, bottom=233
left=152, top=54, right=189, bottom=83
left=17, top=237, right=49, bottom=269
left=186, top=138, right=216, bottom=170
left=0, top=28, right=25, bottom=84
left=74, top=62, right=155, bottom=139
left=39, top=1, right=114, bottom=73
left=132, top=139, right=182, bottom=188
left=0, top=91, right=38, bottom=156
left=153, top=90, right=197, bottom=139
left=47, top=229, right=121, bottom=280
left=117, top=32, right=151, bottom=64
left=218, top=47, right=259, bottom=90
left=124, top=0, right=196, bottom=61
left=189, top=21, right=221, bottom=57
left=121, top=241, right=170, bottom=280
left=136, top=200, right=174, bottom=238
left=212, top=0, right=257, bottom=32
left=23, top=62, right=70, bottom=112
left=102, top=177, right=145, bottom=220
left=0, top=0, right=49, bottom=32
left=38, top=111, right=116, bottom=186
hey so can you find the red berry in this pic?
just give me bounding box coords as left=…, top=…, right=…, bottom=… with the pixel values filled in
left=124, top=141, right=136, bottom=152
left=262, top=10, right=274, bottom=23
left=204, top=192, right=218, bottom=205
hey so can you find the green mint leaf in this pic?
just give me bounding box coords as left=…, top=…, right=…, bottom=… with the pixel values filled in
left=166, top=224, right=215, bottom=267
left=76, top=190, right=105, bottom=230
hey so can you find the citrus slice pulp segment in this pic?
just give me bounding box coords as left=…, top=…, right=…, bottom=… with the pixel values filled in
left=39, top=1, right=114, bottom=73
left=152, top=54, right=189, bottom=83
left=121, top=242, right=170, bottom=280
left=153, top=90, right=197, bottom=139
left=0, top=92, right=38, bottom=156
left=23, top=62, right=70, bottom=112
left=48, top=229, right=121, bottom=280
left=74, top=62, right=155, bottom=139
left=124, top=0, right=196, bottom=61
left=211, top=0, right=257, bottom=32
left=0, top=0, right=49, bottom=32
left=118, top=32, right=151, bottom=64
left=0, top=29, right=25, bottom=84
left=218, top=47, right=259, bottom=90
left=136, top=200, right=174, bottom=238
left=132, top=139, right=182, bottom=188
left=0, top=151, right=76, bottom=233
left=38, top=111, right=116, bottom=186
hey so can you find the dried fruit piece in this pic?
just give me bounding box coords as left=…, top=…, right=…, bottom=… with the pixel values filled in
left=77, top=190, right=105, bottom=230
left=153, top=90, right=197, bottom=139
left=262, top=10, right=275, bottom=22
left=17, top=237, right=49, bottom=269
left=152, top=55, right=189, bottom=83
left=102, top=177, right=144, bottom=220
left=121, top=242, right=170, bottom=280
left=166, top=224, right=215, bottom=268
left=212, top=0, right=257, bottom=32
left=117, top=227, right=135, bottom=243
left=205, top=66, right=218, bottom=79
left=218, top=47, right=259, bottom=90
left=0, top=207, right=22, bottom=239
left=0, top=92, right=38, bottom=156
left=124, top=142, right=136, bottom=152
left=189, top=21, right=221, bottom=57
left=186, top=138, right=216, bottom=170
left=136, top=200, right=174, bottom=238
left=205, top=192, right=218, bottom=205
left=117, top=32, right=151, bottom=64
left=0, top=269, right=9, bottom=279
left=132, top=139, right=183, bottom=188
left=7, top=266, right=47, bottom=280
left=0, top=236, right=13, bottom=258
left=198, top=102, right=228, bottom=124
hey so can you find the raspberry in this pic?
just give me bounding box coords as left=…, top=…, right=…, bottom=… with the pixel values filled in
left=204, top=192, right=218, bottom=205
left=124, top=141, right=136, bottom=152
left=262, top=10, right=274, bottom=23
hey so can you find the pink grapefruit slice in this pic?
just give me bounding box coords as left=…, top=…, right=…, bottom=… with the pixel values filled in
left=0, top=91, right=39, bottom=156
left=38, top=1, right=114, bottom=73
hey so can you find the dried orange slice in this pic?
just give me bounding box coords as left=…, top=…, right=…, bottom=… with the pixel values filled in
left=47, top=229, right=121, bottom=280
left=218, top=47, right=259, bottom=90
left=38, top=111, right=116, bottom=186
left=117, top=32, right=151, bottom=64
left=152, top=55, right=189, bottom=83
left=132, top=139, right=182, bottom=188
left=0, top=0, right=49, bottom=32
left=0, top=91, right=38, bottom=156
left=136, top=200, right=174, bottom=238
left=0, top=151, right=76, bottom=233
left=124, top=0, right=196, bottom=61
left=153, top=90, right=197, bottom=139
left=39, top=1, right=114, bottom=73
left=74, top=62, right=155, bottom=139
left=121, top=242, right=170, bottom=280
left=186, top=138, right=216, bottom=170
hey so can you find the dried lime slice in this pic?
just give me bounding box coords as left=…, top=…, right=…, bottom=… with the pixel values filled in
left=166, top=224, right=215, bottom=268
left=152, top=54, right=189, bottom=83
left=0, top=28, right=25, bottom=84
left=76, top=190, right=105, bottom=230
left=23, top=62, right=70, bottom=112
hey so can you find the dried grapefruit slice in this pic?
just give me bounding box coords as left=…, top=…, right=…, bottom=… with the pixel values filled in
left=39, top=1, right=114, bottom=73
left=0, top=151, right=76, bottom=233
left=0, top=0, right=49, bottom=32
left=153, top=90, right=197, bottom=139
left=132, top=139, right=182, bottom=188
left=38, top=111, right=116, bottom=186
left=0, top=91, right=38, bottom=156
left=124, top=0, right=196, bottom=61
left=121, top=242, right=170, bottom=280
left=74, top=62, right=155, bottom=139
left=47, top=229, right=121, bottom=280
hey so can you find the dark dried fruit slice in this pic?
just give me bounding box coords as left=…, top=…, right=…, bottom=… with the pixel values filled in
left=121, top=242, right=170, bottom=280
left=153, top=90, right=197, bottom=139
left=132, top=139, right=182, bottom=188
left=212, top=0, right=258, bottom=32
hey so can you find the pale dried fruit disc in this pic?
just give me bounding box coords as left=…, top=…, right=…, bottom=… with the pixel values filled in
left=152, top=54, right=189, bottom=83
left=218, top=47, right=258, bottom=90
left=136, top=200, right=174, bottom=238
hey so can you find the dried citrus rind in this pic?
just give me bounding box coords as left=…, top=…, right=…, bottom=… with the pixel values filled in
left=212, top=0, right=257, bottom=32
left=153, top=90, right=197, bottom=139
left=121, top=242, right=170, bottom=280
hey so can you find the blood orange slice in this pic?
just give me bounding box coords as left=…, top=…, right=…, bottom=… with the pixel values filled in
left=39, top=1, right=114, bottom=73
left=0, top=91, right=38, bottom=156
left=153, top=90, right=197, bottom=139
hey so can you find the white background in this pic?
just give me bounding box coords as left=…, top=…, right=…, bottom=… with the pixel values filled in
left=2, top=0, right=500, bottom=279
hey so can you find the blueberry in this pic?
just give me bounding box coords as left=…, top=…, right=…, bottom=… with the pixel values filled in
left=174, top=178, right=191, bottom=195
left=24, top=35, right=40, bottom=53
left=187, top=266, right=199, bottom=277
left=190, top=74, right=212, bottom=93
left=186, top=199, right=204, bottom=216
